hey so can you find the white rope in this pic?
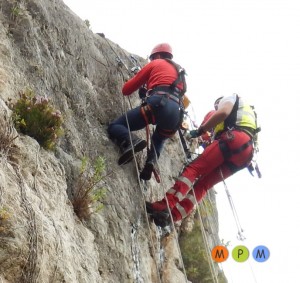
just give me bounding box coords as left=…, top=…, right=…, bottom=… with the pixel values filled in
left=113, top=57, right=164, bottom=281
left=117, top=60, right=189, bottom=282
left=219, top=168, right=246, bottom=241
left=177, top=131, right=219, bottom=283
left=247, top=259, right=258, bottom=283
left=205, top=192, right=222, bottom=246
left=147, top=129, right=190, bottom=283
left=121, top=94, right=163, bottom=283
left=197, top=202, right=219, bottom=283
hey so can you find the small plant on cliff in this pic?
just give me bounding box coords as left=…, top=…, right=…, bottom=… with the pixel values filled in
left=71, top=156, right=108, bottom=220
left=8, top=89, right=63, bottom=150
left=10, top=4, right=25, bottom=22
left=11, top=5, right=21, bottom=20
left=84, top=19, right=90, bottom=28
left=0, top=207, right=12, bottom=235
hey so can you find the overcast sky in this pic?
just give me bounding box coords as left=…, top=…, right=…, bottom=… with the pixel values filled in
left=63, top=1, right=300, bottom=282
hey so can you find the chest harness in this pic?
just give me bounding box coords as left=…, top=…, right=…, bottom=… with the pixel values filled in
left=215, top=96, right=260, bottom=173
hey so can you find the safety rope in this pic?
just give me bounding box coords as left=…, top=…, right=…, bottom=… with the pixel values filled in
left=205, top=192, right=222, bottom=246
left=110, top=42, right=190, bottom=282
left=177, top=130, right=219, bottom=283
left=124, top=103, right=190, bottom=283
left=149, top=136, right=190, bottom=283
left=124, top=94, right=190, bottom=282
left=247, top=259, right=259, bottom=283
left=104, top=39, right=164, bottom=282
left=219, top=168, right=246, bottom=241
left=196, top=202, right=219, bottom=283
left=121, top=96, right=164, bottom=283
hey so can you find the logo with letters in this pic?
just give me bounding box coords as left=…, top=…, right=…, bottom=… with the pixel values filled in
left=211, top=245, right=270, bottom=262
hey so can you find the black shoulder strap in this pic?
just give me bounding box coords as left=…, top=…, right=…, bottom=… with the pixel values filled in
left=224, top=95, right=239, bottom=129
left=164, top=59, right=187, bottom=96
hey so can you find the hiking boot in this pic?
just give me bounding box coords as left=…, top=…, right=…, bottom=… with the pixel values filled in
left=152, top=211, right=171, bottom=228
left=146, top=201, right=167, bottom=213
left=146, top=201, right=172, bottom=227
left=118, top=136, right=147, bottom=165
left=140, top=162, right=154, bottom=180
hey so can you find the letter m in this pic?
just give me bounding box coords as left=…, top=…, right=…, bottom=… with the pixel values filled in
left=214, top=249, right=225, bottom=259
left=255, top=249, right=266, bottom=259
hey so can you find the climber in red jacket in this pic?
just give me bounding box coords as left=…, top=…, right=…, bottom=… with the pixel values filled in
left=107, top=43, right=187, bottom=181
left=146, top=94, right=258, bottom=227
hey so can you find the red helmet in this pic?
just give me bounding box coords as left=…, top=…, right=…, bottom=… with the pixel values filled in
left=150, top=43, right=173, bottom=59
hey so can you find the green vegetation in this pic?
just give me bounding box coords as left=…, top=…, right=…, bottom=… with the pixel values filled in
left=179, top=219, right=227, bottom=283
left=9, top=89, right=63, bottom=150
left=84, top=19, right=90, bottom=28
left=71, top=156, right=108, bottom=220
left=10, top=3, right=25, bottom=22
left=11, top=5, right=21, bottom=20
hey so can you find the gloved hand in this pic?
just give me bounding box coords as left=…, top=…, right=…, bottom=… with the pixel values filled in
left=189, top=130, right=199, bottom=138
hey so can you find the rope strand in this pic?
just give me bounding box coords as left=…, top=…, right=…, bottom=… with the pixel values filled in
left=219, top=168, right=246, bottom=241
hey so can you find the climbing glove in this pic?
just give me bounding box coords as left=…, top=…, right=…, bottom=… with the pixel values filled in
left=189, top=130, right=199, bottom=138
left=189, top=127, right=205, bottom=138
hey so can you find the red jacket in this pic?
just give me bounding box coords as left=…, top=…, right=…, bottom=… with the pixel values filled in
left=122, top=59, right=180, bottom=96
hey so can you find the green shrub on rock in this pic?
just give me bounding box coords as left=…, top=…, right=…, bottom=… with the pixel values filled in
left=9, top=89, right=63, bottom=150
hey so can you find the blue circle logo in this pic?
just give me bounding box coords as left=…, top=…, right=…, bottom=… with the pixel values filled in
left=252, top=245, right=270, bottom=262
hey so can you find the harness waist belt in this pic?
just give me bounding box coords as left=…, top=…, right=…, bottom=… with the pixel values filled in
left=149, top=86, right=182, bottom=103
left=235, top=126, right=256, bottom=138
left=216, top=127, right=256, bottom=139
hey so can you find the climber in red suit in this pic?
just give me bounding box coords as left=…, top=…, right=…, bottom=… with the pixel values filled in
left=146, top=94, right=258, bottom=227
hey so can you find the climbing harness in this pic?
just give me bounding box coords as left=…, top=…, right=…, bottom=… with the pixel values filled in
left=218, top=132, right=254, bottom=173
left=137, top=58, right=188, bottom=181
left=140, top=60, right=187, bottom=149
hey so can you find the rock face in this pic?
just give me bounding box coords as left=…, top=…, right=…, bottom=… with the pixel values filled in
left=0, top=1, right=224, bottom=282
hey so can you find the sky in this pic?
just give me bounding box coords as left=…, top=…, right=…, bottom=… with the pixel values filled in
left=63, top=1, right=300, bottom=282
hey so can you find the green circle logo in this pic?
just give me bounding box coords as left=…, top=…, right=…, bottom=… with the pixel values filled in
left=232, top=245, right=249, bottom=262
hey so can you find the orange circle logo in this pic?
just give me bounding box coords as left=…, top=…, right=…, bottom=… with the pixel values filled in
left=211, top=245, right=229, bottom=263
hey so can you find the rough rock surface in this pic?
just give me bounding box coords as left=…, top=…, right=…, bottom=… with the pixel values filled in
left=0, top=1, right=223, bottom=282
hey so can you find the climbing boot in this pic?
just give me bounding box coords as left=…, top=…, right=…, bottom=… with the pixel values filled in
left=146, top=202, right=171, bottom=228
left=153, top=211, right=171, bottom=228
left=118, top=135, right=147, bottom=165
left=140, top=161, right=154, bottom=180
left=146, top=206, right=171, bottom=231
left=146, top=201, right=167, bottom=213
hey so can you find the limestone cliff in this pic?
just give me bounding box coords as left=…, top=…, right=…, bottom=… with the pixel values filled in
left=0, top=1, right=225, bottom=282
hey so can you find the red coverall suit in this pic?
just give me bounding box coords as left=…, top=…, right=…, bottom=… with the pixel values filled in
left=147, top=94, right=257, bottom=226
